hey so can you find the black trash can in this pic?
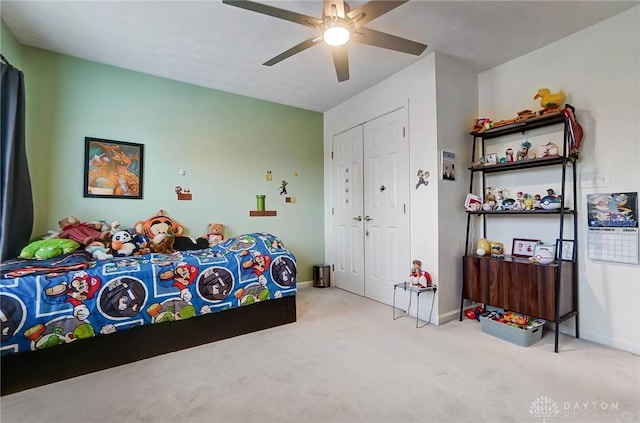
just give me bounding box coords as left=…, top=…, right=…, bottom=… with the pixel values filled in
left=313, top=265, right=331, bottom=288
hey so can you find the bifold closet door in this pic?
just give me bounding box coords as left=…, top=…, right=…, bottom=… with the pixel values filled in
left=331, top=107, right=409, bottom=306
left=362, top=108, right=410, bottom=305
left=332, top=125, right=365, bottom=296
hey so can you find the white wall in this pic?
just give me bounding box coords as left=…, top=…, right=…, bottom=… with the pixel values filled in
left=434, top=55, right=478, bottom=323
left=478, top=7, right=640, bottom=354
left=324, top=53, right=477, bottom=324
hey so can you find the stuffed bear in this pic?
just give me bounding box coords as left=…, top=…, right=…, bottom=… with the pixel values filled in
left=85, top=241, right=113, bottom=261
left=20, top=239, right=80, bottom=260
left=58, top=216, right=110, bottom=246
left=204, top=223, right=225, bottom=247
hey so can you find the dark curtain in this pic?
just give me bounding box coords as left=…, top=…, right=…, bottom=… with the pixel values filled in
left=1, top=56, right=33, bottom=261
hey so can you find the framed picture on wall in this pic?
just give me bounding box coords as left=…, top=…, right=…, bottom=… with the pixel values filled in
left=84, top=137, right=144, bottom=199
left=441, top=151, right=456, bottom=181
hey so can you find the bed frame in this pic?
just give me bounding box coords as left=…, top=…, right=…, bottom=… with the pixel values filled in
left=1, top=295, right=296, bottom=396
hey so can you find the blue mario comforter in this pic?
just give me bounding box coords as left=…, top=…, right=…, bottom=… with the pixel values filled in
left=0, top=233, right=296, bottom=355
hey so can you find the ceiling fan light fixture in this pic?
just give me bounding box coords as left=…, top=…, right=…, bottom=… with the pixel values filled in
left=323, top=21, right=351, bottom=47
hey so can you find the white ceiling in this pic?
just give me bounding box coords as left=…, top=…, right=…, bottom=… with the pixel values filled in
left=1, top=1, right=637, bottom=112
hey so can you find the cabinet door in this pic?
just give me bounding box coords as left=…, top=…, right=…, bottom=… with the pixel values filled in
left=463, top=256, right=492, bottom=304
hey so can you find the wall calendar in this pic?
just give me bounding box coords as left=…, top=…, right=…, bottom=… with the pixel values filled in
left=587, top=192, right=638, bottom=264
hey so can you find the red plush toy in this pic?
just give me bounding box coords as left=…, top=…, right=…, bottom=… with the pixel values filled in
left=57, top=216, right=110, bottom=246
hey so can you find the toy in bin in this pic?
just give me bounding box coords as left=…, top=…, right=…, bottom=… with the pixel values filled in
left=409, top=259, right=432, bottom=287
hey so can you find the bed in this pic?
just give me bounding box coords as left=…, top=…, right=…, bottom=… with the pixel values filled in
left=0, top=232, right=297, bottom=395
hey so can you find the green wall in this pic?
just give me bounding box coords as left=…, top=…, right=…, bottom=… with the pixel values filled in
left=2, top=25, right=324, bottom=281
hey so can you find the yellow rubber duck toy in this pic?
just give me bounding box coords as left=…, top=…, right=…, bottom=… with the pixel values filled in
left=534, top=88, right=565, bottom=110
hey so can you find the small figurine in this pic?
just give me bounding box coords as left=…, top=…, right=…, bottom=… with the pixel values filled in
left=482, top=187, right=496, bottom=211
left=472, top=118, right=492, bottom=133
left=514, top=191, right=524, bottom=210
left=534, top=194, right=542, bottom=209
left=505, top=148, right=514, bottom=162
left=517, top=140, right=532, bottom=161
left=542, top=142, right=559, bottom=157
left=409, top=260, right=432, bottom=287
left=490, top=242, right=505, bottom=259
left=523, top=193, right=534, bottom=210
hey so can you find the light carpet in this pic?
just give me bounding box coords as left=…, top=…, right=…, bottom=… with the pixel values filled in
left=1, top=286, right=639, bottom=423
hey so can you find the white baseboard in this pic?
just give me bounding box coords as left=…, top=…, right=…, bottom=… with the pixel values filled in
left=439, top=304, right=478, bottom=325
left=297, top=280, right=313, bottom=289
left=577, top=330, right=640, bottom=355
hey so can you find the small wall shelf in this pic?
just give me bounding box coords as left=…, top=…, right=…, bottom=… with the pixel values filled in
left=249, top=210, right=277, bottom=217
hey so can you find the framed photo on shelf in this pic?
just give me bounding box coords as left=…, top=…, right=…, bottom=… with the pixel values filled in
left=556, top=239, right=576, bottom=262
left=511, top=238, right=540, bottom=257
left=84, top=137, right=144, bottom=199
left=485, top=153, right=498, bottom=165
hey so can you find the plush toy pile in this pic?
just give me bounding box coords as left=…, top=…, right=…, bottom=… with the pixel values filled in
left=19, top=210, right=222, bottom=261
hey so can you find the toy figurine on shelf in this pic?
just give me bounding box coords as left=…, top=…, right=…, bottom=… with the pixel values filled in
left=523, top=193, right=534, bottom=210
left=505, top=148, right=515, bottom=163
left=409, top=259, right=432, bottom=288
left=472, top=118, right=492, bottom=133
left=517, top=140, right=532, bottom=161
left=482, top=187, right=496, bottom=211
left=534, top=88, right=565, bottom=113
left=490, top=242, right=505, bottom=259
left=542, top=142, right=559, bottom=157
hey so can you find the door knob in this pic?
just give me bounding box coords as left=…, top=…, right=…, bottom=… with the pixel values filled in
left=364, top=215, right=373, bottom=222
left=352, top=216, right=362, bottom=221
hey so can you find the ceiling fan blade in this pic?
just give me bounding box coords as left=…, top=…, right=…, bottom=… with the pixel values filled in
left=263, top=37, right=321, bottom=66
left=347, top=1, right=408, bottom=27
left=353, top=27, right=427, bottom=56
left=331, top=46, right=350, bottom=82
left=222, top=0, right=323, bottom=28
left=323, top=0, right=347, bottom=19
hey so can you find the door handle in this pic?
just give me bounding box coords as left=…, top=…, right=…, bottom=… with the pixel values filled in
left=364, top=215, right=373, bottom=222
left=352, top=216, right=362, bottom=221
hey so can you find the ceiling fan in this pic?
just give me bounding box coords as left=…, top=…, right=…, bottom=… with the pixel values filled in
left=222, top=0, right=427, bottom=82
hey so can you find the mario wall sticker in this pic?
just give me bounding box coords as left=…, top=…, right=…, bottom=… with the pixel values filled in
left=416, top=169, right=429, bottom=189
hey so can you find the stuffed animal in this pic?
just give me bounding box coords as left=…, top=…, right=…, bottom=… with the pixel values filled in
left=85, top=241, right=113, bottom=261
left=20, top=239, right=80, bottom=260
left=149, top=225, right=177, bottom=254
left=109, top=229, right=138, bottom=257
left=204, top=223, right=225, bottom=247
left=57, top=216, right=110, bottom=246
left=135, top=209, right=184, bottom=245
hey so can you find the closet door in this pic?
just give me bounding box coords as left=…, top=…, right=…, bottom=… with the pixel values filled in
left=332, top=125, right=365, bottom=296
left=363, top=108, right=410, bottom=305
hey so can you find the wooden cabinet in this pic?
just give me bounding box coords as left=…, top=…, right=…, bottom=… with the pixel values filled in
left=463, top=255, right=574, bottom=321
left=460, top=107, right=580, bottom=352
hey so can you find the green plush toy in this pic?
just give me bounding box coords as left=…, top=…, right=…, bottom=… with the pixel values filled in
left=20, top=239, right=80, bottom=260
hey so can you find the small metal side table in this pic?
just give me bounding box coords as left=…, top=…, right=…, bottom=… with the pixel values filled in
left=393, top=282, right=437, bottom=328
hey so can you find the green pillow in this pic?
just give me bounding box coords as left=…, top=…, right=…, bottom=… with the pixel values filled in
left=20, top=239, right=80, bottom=260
